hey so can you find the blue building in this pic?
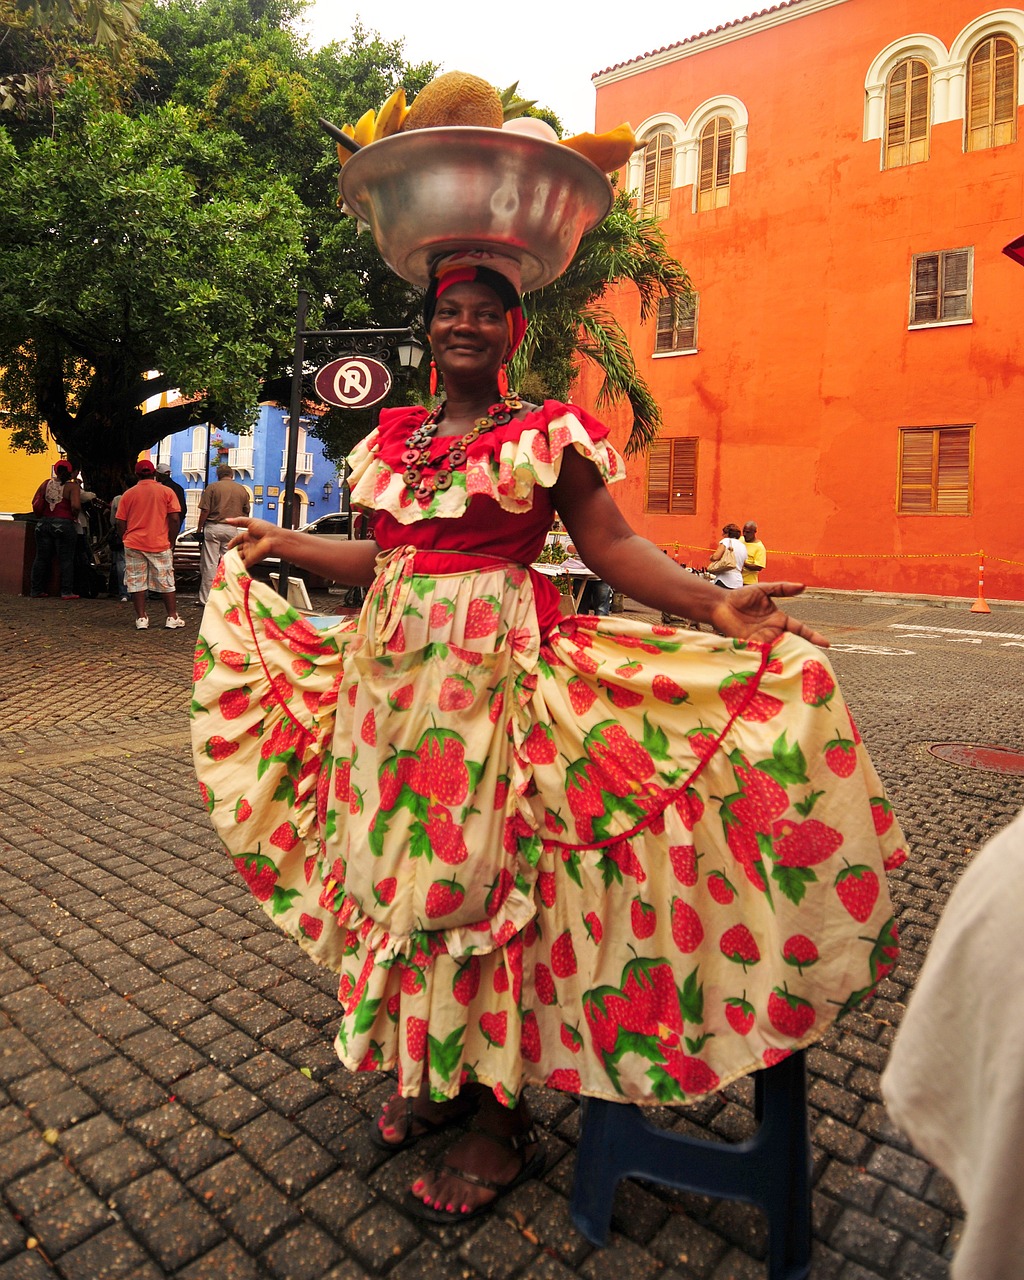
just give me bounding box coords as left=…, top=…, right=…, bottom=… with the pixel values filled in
left=151, top=404, right=344, bottom=530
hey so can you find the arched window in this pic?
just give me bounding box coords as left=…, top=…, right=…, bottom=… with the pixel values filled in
left=640, top=132, right=673, bottom=218
left=966, top=35, right=1018, bottom=151
left=885, top=58, right=930, bottom=167
left=697, top=117, right=732, bottom=211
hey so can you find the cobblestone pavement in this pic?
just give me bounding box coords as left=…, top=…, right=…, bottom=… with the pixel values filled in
left=2, top=587, right=1023, bottom=1280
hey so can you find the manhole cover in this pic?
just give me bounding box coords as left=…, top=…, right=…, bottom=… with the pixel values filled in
left=929, top=743, right=1024, bottom=774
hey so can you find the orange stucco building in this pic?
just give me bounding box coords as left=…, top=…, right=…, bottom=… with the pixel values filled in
left=580, top=0, right=1024, bottom=599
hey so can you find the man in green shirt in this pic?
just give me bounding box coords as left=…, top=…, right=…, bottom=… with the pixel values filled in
left=742, top=521, right=767, bottom=586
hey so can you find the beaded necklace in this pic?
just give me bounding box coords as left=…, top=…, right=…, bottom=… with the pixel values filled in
left=400, top=397, right=523, bottom=500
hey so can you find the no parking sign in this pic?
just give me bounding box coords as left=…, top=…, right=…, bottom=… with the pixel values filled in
left=314, top=357, right=392, bottom=409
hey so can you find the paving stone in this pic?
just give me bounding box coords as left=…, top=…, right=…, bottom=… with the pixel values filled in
left=300, top=1169, right=375, bottom=1235
left=0, top=1248, right=56, bottom=1279
left=224, top=1184, right=300, bottom=1252
left=119, top=1029, right=205, bottom=1085
left=225, top=1054, right=289, bottom=1094
left=340, top=1201, right=424, bottom=1272
left=77, top=1138, right=159, bottom=1197
left=5, top=1161, right=78, bottom=1219
left=29, top=1188, right=112, bottom=1254
left=812, top=1115, right=872, bottom=1164
left=828, top=1207, right=903, bottom=1273
left=0, top=1207, right=25, bottom=1264
left=128, top=1102, right=197, bottom=1149
left=73, top=997, right=153, bottom=1044
left=894, top=1238, right=953, bottom=1279
left=876, top=1184, right=950, bottom=1250
left=57, top=1115, right=124, bottom=1162
left=176, top=1238, right=262, bottom=1280
left=578, top=1234, right=664, bottom=1280
left=817, top=1160, right=885, bottom=1213
left=866, top=1144, right=933, bottom=1196
left=188, top=1154, right=264, bottom=1214
left=158, top=1124, right=233, bottom=1179
left=263, top=1135, right=335, bottom=1196
left=458, top=1214, right=541, bottom=1279
left=132, top=1199, right=225, bottom=1272
left=262, top=1221, right=344, bottom=1280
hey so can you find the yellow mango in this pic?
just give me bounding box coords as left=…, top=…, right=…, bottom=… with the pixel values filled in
left=560, top=123, right=639, bottom=174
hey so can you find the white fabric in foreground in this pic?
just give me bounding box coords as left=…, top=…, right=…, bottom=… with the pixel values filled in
left=882, top=806, right=1024, bottom=1280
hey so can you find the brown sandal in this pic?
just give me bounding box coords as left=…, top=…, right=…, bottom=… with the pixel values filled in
left=369, top=1091, right=478, bottom=1152
left=406, top=1126, right=546, bottom=1222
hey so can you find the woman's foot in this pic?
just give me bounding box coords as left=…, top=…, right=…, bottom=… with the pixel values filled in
left=372, top=1084, right=480, bottom=1151
left=408, top=1094, right=544, bottom=1221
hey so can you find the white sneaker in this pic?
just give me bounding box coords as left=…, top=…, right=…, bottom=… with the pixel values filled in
left=135, top=616, right=149, bottom=630
left=165, top=615, right=186, bottom=629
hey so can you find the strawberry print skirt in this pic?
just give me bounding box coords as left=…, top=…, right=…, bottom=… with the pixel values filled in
left=192, top=549, right=906, bottom=1107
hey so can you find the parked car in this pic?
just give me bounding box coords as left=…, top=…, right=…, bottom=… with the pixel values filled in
left=173, top=512, right=354, bottom=593
left=300, top=512, right=350, bottom=539
left=172, top=528, right=203, bottom=591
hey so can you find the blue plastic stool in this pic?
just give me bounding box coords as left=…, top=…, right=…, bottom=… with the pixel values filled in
left=570, top=1050, right=811, bottom=1280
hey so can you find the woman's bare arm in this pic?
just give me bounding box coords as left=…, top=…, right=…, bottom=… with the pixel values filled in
left=225, top=518, right=381, bottom=588
left=552, top=449, right=828, bottom=648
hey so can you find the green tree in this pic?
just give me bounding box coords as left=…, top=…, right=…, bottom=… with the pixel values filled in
left=0, top=0, right=149, bottom=115
left=0, top=87, right=305, bottom=494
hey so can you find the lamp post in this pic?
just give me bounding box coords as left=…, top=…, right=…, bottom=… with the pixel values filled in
left=277, top=289, right=424, bottom=598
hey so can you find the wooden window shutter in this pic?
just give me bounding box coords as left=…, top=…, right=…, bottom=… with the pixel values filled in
left=885, top=59, right=930, bottom=167
left=968, top=36, right=1019, bottom=150
left=898, top=430, right=935, bottom=512
left=911, top=248, right=972, bottom=324
left=939, top=249, right=971, bottom=319
left=646, top=439, right=698, bottom=514
left=647, top=442, right=671, bottom=512
left=676, top=295, right=697, bottom=349
left=898, top=427, right=972, bottom=513
left=698, top=118, right=731, bottom=211
left=641, top=133, right=673, bottom=218
left=936, top=428, right=972, bottom=513
left=912, top=254, right=940, bottom=323
left=655, top=298, right=675, bottom=353
left=668, top=438, right=698, bottom=513
left=654, top=295, right=698, bottom=352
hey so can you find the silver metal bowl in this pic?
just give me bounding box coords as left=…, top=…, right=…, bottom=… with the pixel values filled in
left=339, top=127, right=614, bottom=290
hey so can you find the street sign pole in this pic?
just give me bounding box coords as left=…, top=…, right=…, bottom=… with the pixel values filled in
left=273, top=291, right=421, bottom=604
left=278, top=288, right=310, bottom=597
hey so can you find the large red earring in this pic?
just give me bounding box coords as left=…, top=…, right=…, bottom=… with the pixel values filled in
left=496, top=364, right=509, bottom=397
left=429, top=360, right=438, bottom=397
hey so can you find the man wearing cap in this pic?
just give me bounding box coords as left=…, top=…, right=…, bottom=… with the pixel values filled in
left=196, top=464, right=251, bottom=605
left=115, top=459, right=185, bottom=630
left=155, top=462, right=187, bottom=532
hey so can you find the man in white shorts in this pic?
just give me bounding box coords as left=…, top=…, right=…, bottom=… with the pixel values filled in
left=115, top=459, right=185, bottom=630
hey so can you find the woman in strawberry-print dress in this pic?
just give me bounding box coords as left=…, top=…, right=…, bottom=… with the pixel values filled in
left=192, top=251, right=906, bottom=1223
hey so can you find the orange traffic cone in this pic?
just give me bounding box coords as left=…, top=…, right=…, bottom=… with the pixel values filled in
left=970, top=551, right=991, bottom=614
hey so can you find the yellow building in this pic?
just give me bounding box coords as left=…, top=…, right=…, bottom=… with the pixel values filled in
left=1, top=435, right=62, bottom=513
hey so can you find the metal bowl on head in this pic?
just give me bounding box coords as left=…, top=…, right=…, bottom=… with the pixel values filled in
left=339, top=127, right=614, bottom=291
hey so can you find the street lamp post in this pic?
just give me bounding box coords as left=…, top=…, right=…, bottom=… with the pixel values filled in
left=277, top=288, right=424, bottom=598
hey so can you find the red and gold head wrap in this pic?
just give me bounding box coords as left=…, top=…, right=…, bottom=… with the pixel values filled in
left=423, top=250, right=528, bottom=358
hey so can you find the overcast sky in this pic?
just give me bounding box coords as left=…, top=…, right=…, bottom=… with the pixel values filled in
left=302, top=1, right=761, bottom=135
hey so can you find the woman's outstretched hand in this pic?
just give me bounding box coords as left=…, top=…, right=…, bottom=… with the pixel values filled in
left=225, top=517, right=279, bottom=568
left=710, top=582, right=830, bottom=648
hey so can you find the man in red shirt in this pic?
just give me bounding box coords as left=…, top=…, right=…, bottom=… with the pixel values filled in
left=115, top=459, right=185, bottom=630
